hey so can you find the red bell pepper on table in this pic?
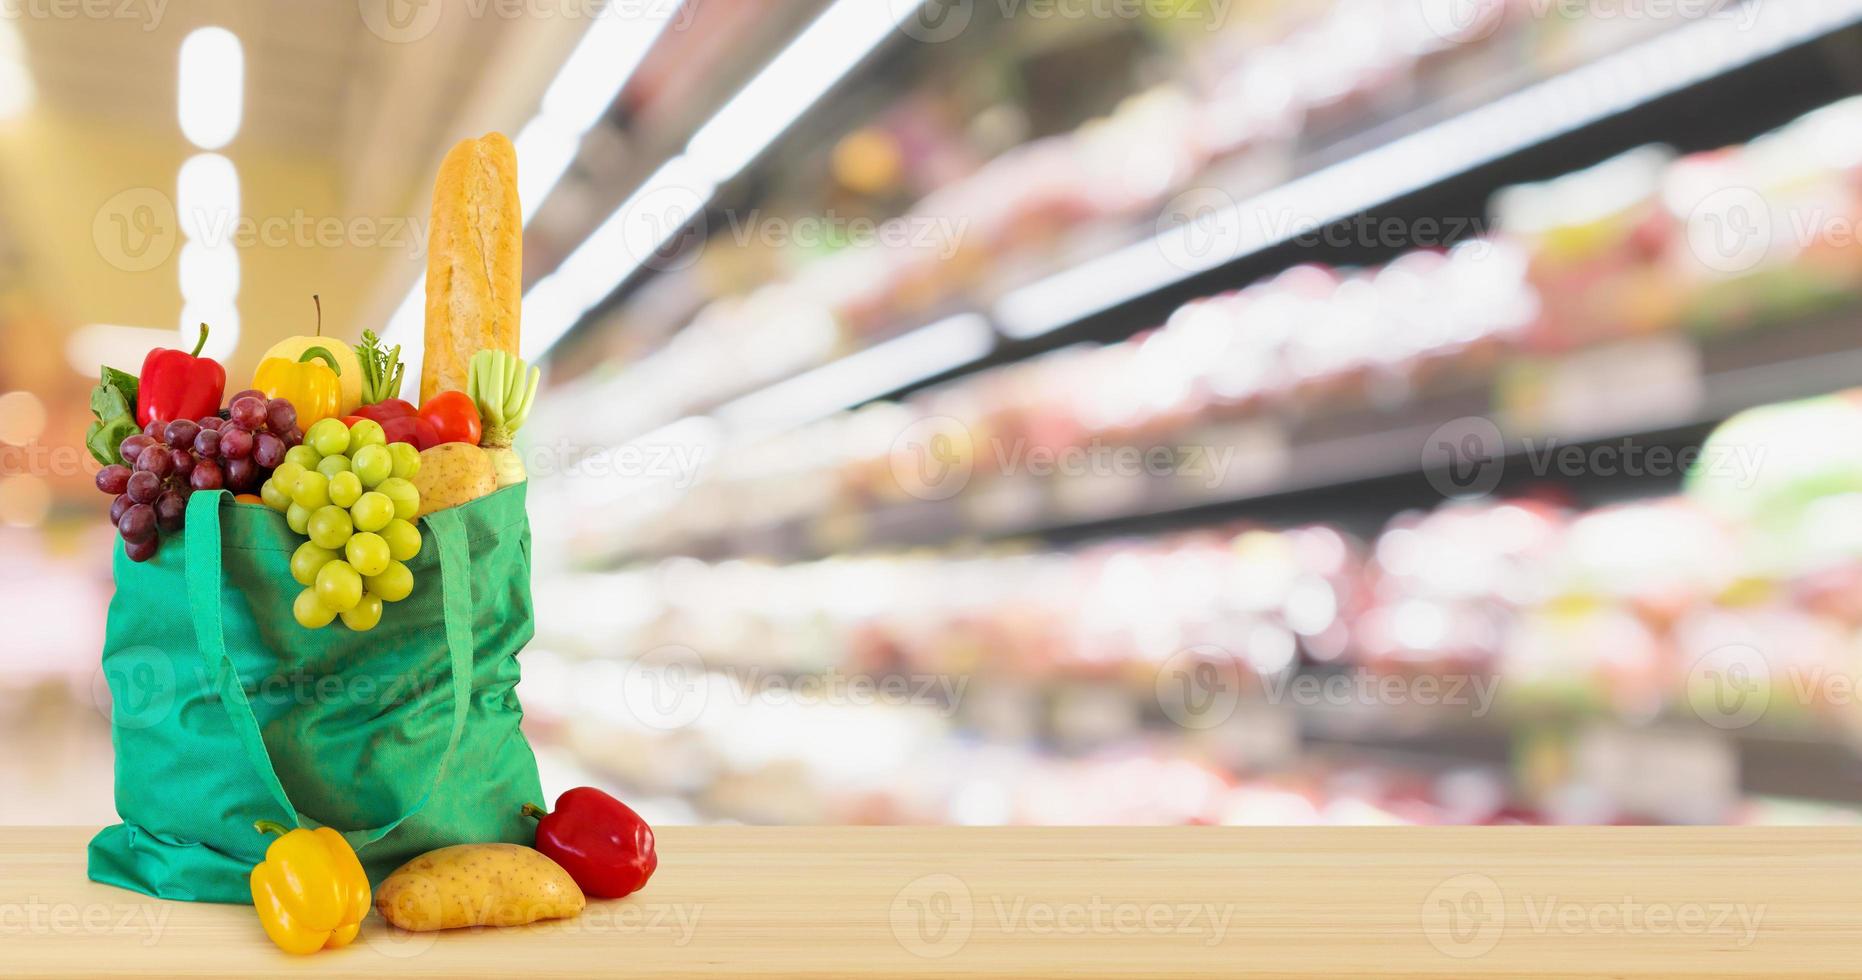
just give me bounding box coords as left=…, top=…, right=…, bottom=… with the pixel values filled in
left=138, top=322, right=227, bottom=427
left=524, top=788, right=658, bottom=899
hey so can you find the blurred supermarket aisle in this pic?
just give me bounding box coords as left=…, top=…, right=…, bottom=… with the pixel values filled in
left=10, top=0, right=1862, bottom=829
left=0, top=686, right=114, bottom=825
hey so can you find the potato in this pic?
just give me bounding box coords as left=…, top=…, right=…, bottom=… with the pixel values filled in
left=413, top=442, right=496, bottom=517
left=375, top=844, right=585, bottom=932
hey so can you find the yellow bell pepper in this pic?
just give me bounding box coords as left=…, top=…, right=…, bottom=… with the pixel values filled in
left=262, top=334, right=363, bottom=415
left=249, top=819, right=371, bottom=955
left=254, top=347, right=345, bottom=430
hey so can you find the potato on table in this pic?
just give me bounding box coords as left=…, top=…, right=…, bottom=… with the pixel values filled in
left=375, top=843, right=585, bottom=931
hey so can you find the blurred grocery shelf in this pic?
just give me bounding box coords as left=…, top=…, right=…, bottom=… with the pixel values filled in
left=10, top=1, right=1862, bottom=830
left=529, top=87, right=1862, bottom=567
left=566, top=306, right=1862, bottom=565
left=528, top=0, right=1862, bottom=452
left=490, top=1, right=1862, bottom=829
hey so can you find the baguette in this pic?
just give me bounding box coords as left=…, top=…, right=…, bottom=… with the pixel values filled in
left=422, top=132, right=521, bottom=404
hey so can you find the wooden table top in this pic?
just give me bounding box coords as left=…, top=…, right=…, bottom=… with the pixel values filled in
left=2, top=826, right=1858, bottom=977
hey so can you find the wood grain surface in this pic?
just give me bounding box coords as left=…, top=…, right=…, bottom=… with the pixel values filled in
left=1, top=826, right=1858, bottom=977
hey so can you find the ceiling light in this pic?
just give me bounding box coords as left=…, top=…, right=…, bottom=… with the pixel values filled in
left=376, top=6, right=684, bottom=367
left=178, top=27, right=243, bottom=150
left=178, top=240, right=239, bottom=303
left=522, top=155, right=715, bottom=360
left=175, top=153, right=239, bottom=244
left=515, top=115, right=582, bottom=222
left=685, top=0, right=920, bottom=183
left=520, top=1, right=920, bottom=362
left=539, top=7, right=678, bottom=134
left=0, top=19, right=31, bottom=122
left=714, top=313, right=995, bottom=439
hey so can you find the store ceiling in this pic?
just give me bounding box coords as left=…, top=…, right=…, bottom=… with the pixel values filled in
left=24, top=6, right=365, bottom=155
left=0, top=1, right=575, bottom=387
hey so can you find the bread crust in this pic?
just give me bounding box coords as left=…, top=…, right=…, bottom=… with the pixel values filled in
left=422, top=133, right=521, bottom=403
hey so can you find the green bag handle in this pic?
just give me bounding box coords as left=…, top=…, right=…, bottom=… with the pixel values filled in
left=183, top=490, right=476, bottom=850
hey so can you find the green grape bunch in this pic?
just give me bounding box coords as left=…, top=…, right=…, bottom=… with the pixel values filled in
left=261, top=417, right=424, bottom=631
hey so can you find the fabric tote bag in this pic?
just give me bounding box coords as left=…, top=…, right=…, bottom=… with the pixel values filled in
left=88, top=483, right=543, bottom=903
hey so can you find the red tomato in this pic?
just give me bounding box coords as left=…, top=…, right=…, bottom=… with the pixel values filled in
left=418, top=391, right=482, bottom=447
left=382, top=415, right=441, bottom=450
left=354, top=399, right=417, bottom=425
left=341, top=416, right=368, bottom=428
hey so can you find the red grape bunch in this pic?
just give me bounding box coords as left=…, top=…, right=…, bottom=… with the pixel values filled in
left=93, top=390, right=302, bottom=562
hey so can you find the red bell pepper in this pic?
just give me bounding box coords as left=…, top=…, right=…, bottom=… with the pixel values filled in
left=523, top=788, right=657, bottom=899
left=381, top=415, right=440, bottom=450
left=353, top=398, right=416, bottom=426
left=138, top=323, right=227, bottom=427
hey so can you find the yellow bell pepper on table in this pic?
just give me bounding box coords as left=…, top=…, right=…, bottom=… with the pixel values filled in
left=248, top=819, right=371, bottom=955
left=253, top=347, right=345, bottom=431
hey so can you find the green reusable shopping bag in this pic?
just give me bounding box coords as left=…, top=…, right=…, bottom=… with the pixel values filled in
left=88, top=483, right=544, bottom=903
